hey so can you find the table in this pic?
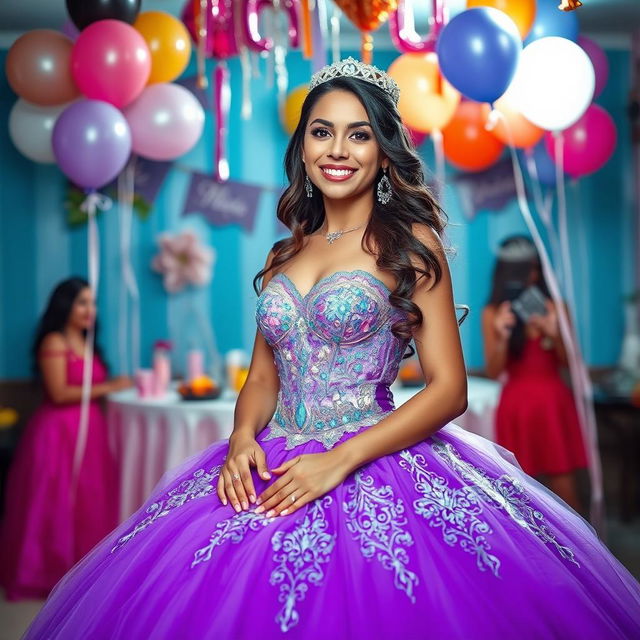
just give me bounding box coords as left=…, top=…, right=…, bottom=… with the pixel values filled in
left=108, top=376, right=500, bottom=521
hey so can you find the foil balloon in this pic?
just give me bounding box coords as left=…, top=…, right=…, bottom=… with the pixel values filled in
left=181, top=0, right=238, bottom=60
left=241, top=0, right=300, bottom=53
left=389, top=0, right=446, bottom=54
left=333, top=0, right=398, bottom=63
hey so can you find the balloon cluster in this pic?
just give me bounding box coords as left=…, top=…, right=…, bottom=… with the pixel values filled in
left=387, top=0, right=615, bottom=179
left=6, top=0, right=204, bottom=190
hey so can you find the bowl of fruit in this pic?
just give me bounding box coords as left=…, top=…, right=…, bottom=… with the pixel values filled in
left=178, top=375, right=221, bottom=401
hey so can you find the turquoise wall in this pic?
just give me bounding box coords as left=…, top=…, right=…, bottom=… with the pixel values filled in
left=0, top=48, right=634, bottom=378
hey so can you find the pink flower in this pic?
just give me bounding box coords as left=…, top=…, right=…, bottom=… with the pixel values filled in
left=151, top=231, right=215, bottom=293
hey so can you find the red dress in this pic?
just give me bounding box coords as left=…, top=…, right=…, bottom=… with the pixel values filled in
left=0, top=348, right=118, bottom=600
left=495, top=336, right=588, bottom=477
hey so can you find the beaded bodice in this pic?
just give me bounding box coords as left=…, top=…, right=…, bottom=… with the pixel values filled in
left=256, top=270, right=410, bottom=449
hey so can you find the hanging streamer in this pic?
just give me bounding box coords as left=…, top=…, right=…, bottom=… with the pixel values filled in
left=214, top=61, right=231, bottom=182
left=361, top=31, right=373, bottom=64
left=330, top=3, right=341, bottom=64
left=196, top=0, right=209, bottom=89
left=71, top=191, right=112, bottom=499
left=311, top=0, right=327, bottom=71
left=431, top=128, right=445, bottom=205
left=300, top=0, right=313, bottom=59
left=495, top=111, right=605, bottom=534
left=273, top=1, right=290, bottom=107
left=240, top=46, right=253, bottom=120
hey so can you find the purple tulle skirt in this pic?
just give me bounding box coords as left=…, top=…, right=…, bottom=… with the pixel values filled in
left=24, top=422, right=640, bottom=639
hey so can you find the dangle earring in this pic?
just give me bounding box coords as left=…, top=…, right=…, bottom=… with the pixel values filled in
left=304, top=174, right=313, bottom=198
left=377, top=168, right=392, bottom=205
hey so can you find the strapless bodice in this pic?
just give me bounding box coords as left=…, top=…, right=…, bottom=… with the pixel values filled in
left=256, top=270, right=410, bottom=449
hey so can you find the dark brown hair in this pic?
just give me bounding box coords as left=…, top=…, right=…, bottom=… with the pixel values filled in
left=253, top=75, right=447, bottom=343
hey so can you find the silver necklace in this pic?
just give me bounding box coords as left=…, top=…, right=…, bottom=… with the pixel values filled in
left=324, top=224, right=364, bottom=244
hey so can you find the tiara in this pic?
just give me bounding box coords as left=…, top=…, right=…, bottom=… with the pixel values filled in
left=309, top=57, right=400, bottom=105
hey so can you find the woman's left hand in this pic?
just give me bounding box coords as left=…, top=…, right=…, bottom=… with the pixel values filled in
left=530, top=300, right=559, bottom=339
left=255, top=450, right=351, bottom=517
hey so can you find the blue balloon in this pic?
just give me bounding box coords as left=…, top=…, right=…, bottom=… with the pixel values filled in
left=519, top=140, right=561, bottom=187
left=525, top=0, right=579, bottom=44
left=437, top=7, right=522, bottom=104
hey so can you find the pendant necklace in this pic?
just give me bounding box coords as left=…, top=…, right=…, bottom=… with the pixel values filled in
left=324, top=224, right=364, bottom=244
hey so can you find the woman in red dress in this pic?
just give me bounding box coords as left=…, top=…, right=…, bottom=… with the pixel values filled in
left=482, top=236, right=587, bottom=512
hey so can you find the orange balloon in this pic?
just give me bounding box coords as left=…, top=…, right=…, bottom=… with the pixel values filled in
left=134, top=11, right=191, bottom=84
left=442, top=101, right=505, bottom=172
left=466, top=0, right=536, bottom=39
left=481, top=97, right=544, bottom=149
left=333, top=0, right=397, bottom=31
left=388, top=53, right=460, bottom=133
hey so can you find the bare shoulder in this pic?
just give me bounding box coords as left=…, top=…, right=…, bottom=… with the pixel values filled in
left=39, top=332, right=67, bottom=356
left=411, top=223, right=445, bottom=258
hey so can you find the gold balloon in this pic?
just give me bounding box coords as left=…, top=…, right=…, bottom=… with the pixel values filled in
left=134, top=11, right=192, bottom=84
left=388, top=53, right=460, bottom=133
left=332, top=0, right=398, bottom=31
left=281, top=85, right=309, bottom=135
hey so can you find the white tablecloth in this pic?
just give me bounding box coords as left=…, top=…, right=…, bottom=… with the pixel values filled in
left=108, top=377, right=500, bottom=521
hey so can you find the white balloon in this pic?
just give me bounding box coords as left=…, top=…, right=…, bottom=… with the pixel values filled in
left=503, top=36, right=595, bottom=132
left=9, top=99, right=70, bottom=164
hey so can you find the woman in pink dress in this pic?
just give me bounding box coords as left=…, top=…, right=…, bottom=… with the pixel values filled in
left=0, top=277, right=132, bottom=600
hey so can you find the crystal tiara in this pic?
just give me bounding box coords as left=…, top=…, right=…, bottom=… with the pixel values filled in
left=309, top=57, right=400, bottom=106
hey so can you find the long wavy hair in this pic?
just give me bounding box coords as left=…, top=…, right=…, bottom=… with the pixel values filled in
left=253, top=75, right=449, bottom=344
left=487, top=236, right=550, bottom=359
left=32, top=277, right=107, bottom=376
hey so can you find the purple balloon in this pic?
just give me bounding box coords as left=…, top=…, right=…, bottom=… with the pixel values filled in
left=578, top=36, right=609, bottom=99
left=52, top=99, right=132, bottom=189
left=61, top=19, right=80, bottom=41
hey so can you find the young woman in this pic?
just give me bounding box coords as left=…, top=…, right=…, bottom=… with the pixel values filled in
left=0, top=278, right=131, bottom=600
left=25, top=60, right=639, bottom=639
left=482, top=236, right=587, bottom=512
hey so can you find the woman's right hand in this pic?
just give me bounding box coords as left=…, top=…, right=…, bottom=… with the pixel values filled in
left=493, top=301, right=516, bottom=341
left=217, top=432, right=271, bottom=512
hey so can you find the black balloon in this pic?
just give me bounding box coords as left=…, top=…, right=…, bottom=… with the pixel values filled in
left=65, top=0, right=142, bottom=30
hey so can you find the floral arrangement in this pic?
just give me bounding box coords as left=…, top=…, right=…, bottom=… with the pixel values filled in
left=151, top=230, right=215, bottom=293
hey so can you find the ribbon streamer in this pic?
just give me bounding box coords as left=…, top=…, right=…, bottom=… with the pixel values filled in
left=496, top=112, right=605, bottom=534
left=431, top=128, right=445, bottom=205
left=214, top=61, right=231, bottom=182
left=196, top=0, right=209, bottom=89
left=330, top=3, right=341, bottom=64
left=311, top=0, right=327, bottom=71
left=301, top=0, right=313, bottom=59
left=71, top=191, right=112, bottom=500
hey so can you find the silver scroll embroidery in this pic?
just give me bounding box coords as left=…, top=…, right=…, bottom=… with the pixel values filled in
left=111, top=464, right=223, bottom=552
left=398, top=450, right=501, bottom=577
left=343, top=471, right=418, bottom=602
left=270, top=496, right=336, bottom=633
left=191, top=509, right=276, bottom=568
left=431, top=438, right=579, bottom=566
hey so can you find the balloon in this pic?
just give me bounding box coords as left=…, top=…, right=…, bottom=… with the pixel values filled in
left=134, top=11, right=191, bottom=84
left=280, top=85, right=309, bottom=136
left=524, top=0, right=579, bottom=43
left=465, top=0, right=536, bottom=39
left=61, top=19, right=80, bottom=41
left=519, top=140, right=561, bottom=187
left=442, top=101, right=504, bottom=172
left=333, top=0, right=396, bottom=31
left=71, top=20, right=151, bottom=108
left=66, top=0, right=141, bottom=30
left=544, top=104, right=617, bottom=179
left=482, top=97, right=543, bottom=149
left=437, top=7, right=521, bottom=104
left=578, top=36, right=609, bottom=99
left=389, top=0, right=446, bottom=54
left=505, top=37, right=595, bottom=131
left=5, top=30, right=80, bottom=106
left=181, top=0, right=238, bottom=60
left=388, top=53, right=460, bottom=133
left=240, top=0, right=300, bottom=53
left=9, top=100, right=71, bottom=164
left=52, top=100, right=132, bottom=189
left=123, top=84, right=205, bottom=161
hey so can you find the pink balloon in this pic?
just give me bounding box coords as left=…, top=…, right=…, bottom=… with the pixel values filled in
left=544, top=104, right=616, bottom=179
left=578, top=35, right=609, bottom=99
left=181, top=0, right=238, bottom=59
left=123, top=83, right=205, bottom=161
left=71, top=19, right=151, bottom=108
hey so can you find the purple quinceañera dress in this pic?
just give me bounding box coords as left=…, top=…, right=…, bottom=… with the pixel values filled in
left=25, top=271, right=640, bottom=639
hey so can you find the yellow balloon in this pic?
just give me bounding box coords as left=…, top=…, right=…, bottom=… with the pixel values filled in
left=388, top=53, right=460, bottom=134
left=466, top=0, right=536, bottom=39
left=281, top=85, right=309, bottom=136
left=134, top=11, right=192, bottom=85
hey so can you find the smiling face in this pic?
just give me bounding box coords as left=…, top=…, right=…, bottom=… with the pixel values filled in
left=67, top=287, right=96, bottom=331
left=301, top=89, right=388, bottom=202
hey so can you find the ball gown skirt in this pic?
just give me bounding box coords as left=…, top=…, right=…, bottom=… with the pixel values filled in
left=496, top=337, right=588, bottom=476
left=0, top=350, right=117, bottom=600
left=25, top=272, right=640, bottom=639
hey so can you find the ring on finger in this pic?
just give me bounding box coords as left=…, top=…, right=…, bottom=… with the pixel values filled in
left=290, top=494, right=297, bottom=504
left=232, top=473, right=240, bottom=481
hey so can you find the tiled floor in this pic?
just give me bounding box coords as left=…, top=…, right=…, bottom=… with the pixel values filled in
left=2, top=517, right=638, bottom=640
